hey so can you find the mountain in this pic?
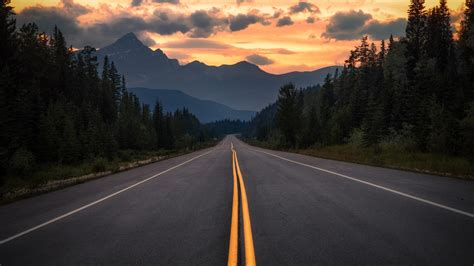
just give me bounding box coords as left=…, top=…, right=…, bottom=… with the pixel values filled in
left=128, top=87, right=255, bottom=123
left=96, top=33, right=179, bottom=85
left=97, top=33, right=342, bottom=111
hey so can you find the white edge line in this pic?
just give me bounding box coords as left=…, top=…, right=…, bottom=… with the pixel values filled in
left=0, top=149, right=215, bottom=245
left=252, top=148, right=474, bottom=219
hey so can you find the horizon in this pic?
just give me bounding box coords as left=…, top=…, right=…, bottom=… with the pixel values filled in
left=106, top=31, right=342, bottom=73
left=13, top=0, right=465, bottom=74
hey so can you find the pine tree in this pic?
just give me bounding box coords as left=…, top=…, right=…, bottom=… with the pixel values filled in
left=153, top=101, right=165, bottom=149
left=319, top=75, right=335, bottom=141
left=301, top=107, right=321, bottom=147
left=276, top=83, right=301, bottom=147
left=60, top=115, right=80, bottom=164
left=0, top=0, right=17, bottom=174
left=110, top=62, right=121, bottom=107
left=51, top=26, right=71, bottom=100
left=0, top=0, right=16, bottom=69
left=459, top=0, right=474, bottom=103
left=405, top=0, right=427, bottom=73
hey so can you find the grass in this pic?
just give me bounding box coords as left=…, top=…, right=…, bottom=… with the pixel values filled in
left=245, top=139, right=474, bottom=180
left=0, top=141, right=218, bottom=204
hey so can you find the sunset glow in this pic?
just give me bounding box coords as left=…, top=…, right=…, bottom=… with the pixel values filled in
left=13, top=0, right=466, bottom=73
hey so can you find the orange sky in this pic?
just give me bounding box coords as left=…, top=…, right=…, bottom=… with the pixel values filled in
left=12, top=0, right=466, bottom=74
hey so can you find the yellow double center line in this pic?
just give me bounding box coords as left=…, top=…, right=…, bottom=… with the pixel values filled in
left=228, top=143, right=256, bottom=266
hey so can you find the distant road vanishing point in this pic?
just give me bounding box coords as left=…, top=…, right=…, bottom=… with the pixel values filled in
left=1, top=135, right=473, bottom=265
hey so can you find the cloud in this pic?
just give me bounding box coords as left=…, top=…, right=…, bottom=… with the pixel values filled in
left=236, top=0, right=254, bottom=5
left=276, top=16, right=294, bottom=27
left=272, top=9, right=284, bottom=19
left=321, top=10, right=372, bottom=40
left=289, top=1, right=320, bottom=14
left=306, top=17, right=315, bottom=24
left=246, top=54, right=274, bottom=65
left=188, top=9, right=229, bottom=38
left=153, top=0, right=180, bottom=3
left=61, top=0, right=90, bottom=16
left=362, top=18, right=406, bottom=39
left=136, top=32, right=156, bottom=46
left=321, top=10, right=405, bottom=40
left=16, top=2, right=270, bottom=47
left=132, top=0, right=179, bottom=6
left=17, top=5, right=83, bottom=38
left=263, top=48, right=296, bottom=55
left=131, top=0, right=143, bottom=6
left=229, top=13, right=267, bottom=31
left=162, top=39, right=233, bottom=49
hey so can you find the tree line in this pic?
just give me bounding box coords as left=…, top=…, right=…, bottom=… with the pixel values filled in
left=246, top=0, right=474, bottom=158
left=0, top=0, right=210, bottom=180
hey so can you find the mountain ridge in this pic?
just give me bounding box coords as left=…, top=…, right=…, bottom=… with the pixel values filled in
left=97, top=33, right=342, bottom=111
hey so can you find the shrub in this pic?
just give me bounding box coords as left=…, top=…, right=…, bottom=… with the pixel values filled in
left=348, top=128, right=364, bottom=148
left=118, top=150, right=132, bottom=162
left=9, top=148, right=36, bottom=176
left=92, top=157, right=108, bottom=172
left=379, top=124, right=417, bottom=152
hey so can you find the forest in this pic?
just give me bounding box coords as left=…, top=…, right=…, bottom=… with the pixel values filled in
left=245, top=0, right=474, bottom=175
left=0, top=1, right=213, bottom=189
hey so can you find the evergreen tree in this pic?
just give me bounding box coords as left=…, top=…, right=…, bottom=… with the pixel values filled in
left=301, top=107, right=321, bottom=147
left=276, top=83, right=302, bottom=147
left=459, top=0, right=474, bottom=103
left=153, top=101, right=165, bottom=149
left=405, top=0, right=427, bottom=78
left=0, top=0, right=16, bottom=69
left=0, top=0, right=17, bottom=175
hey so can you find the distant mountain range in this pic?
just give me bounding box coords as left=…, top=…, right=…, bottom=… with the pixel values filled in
left=128, top=87, right=255, bottom=123
left=97, top=33, right=341, bottom=111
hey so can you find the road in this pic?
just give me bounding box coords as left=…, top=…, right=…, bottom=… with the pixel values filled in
left=1, top=135, right=473, bottom=265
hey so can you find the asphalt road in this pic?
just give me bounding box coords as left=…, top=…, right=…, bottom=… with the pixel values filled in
left=1, top=135, right=473, bottom=265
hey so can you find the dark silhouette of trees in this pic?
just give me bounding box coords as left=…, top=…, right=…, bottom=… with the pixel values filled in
left=246, top=0, right=474, bottom=158
left=276, top=83, right=302, bottom=147
left=0, top=1, right=211, bottom=181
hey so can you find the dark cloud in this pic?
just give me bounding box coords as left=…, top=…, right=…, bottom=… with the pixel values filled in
left=162, top=39, right=233, bottom=49
left=362, top=18, right=406, bottom=39
left=131, top=0, right=143, bottom=6
left=17, top=6, right=83, bottom=37
left=61, top=0, right=90, bottom=16
left=16, top=2, right=268, bottom=47
left=132, top=0, right=179, bottom=6
left=188, top=9, right=229, bottom=38
left=246, top=54, right=274, bottom=65
left=289, top=1, right=320, bottom=14
left=321, top=9, right=405, bottom=40
left=276, top=16, right=294, bottom=27
left=321, top=10, right=372, bottom=40
left=229, top=13, right=267, bottom=31
left=306, top=16, right=315, bottom=24
left=147, top=11, right=189, bottom=35
left=153, top=0, right=180, bottom=4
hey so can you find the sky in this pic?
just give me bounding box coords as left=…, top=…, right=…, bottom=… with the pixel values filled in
left=12, top=0, right=466, bottom=74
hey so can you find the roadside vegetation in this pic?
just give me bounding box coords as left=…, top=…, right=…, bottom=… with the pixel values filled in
left=1, top=142, right=216, bottom=204
left=244, top=0, right=474, bottom=179
left=246, top=134, right=474, bottom=179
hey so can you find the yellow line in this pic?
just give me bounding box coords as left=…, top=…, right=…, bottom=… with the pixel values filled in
left=234, top=150, right=257, bottom=266
left=228, top=149, right=239, bottom=266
